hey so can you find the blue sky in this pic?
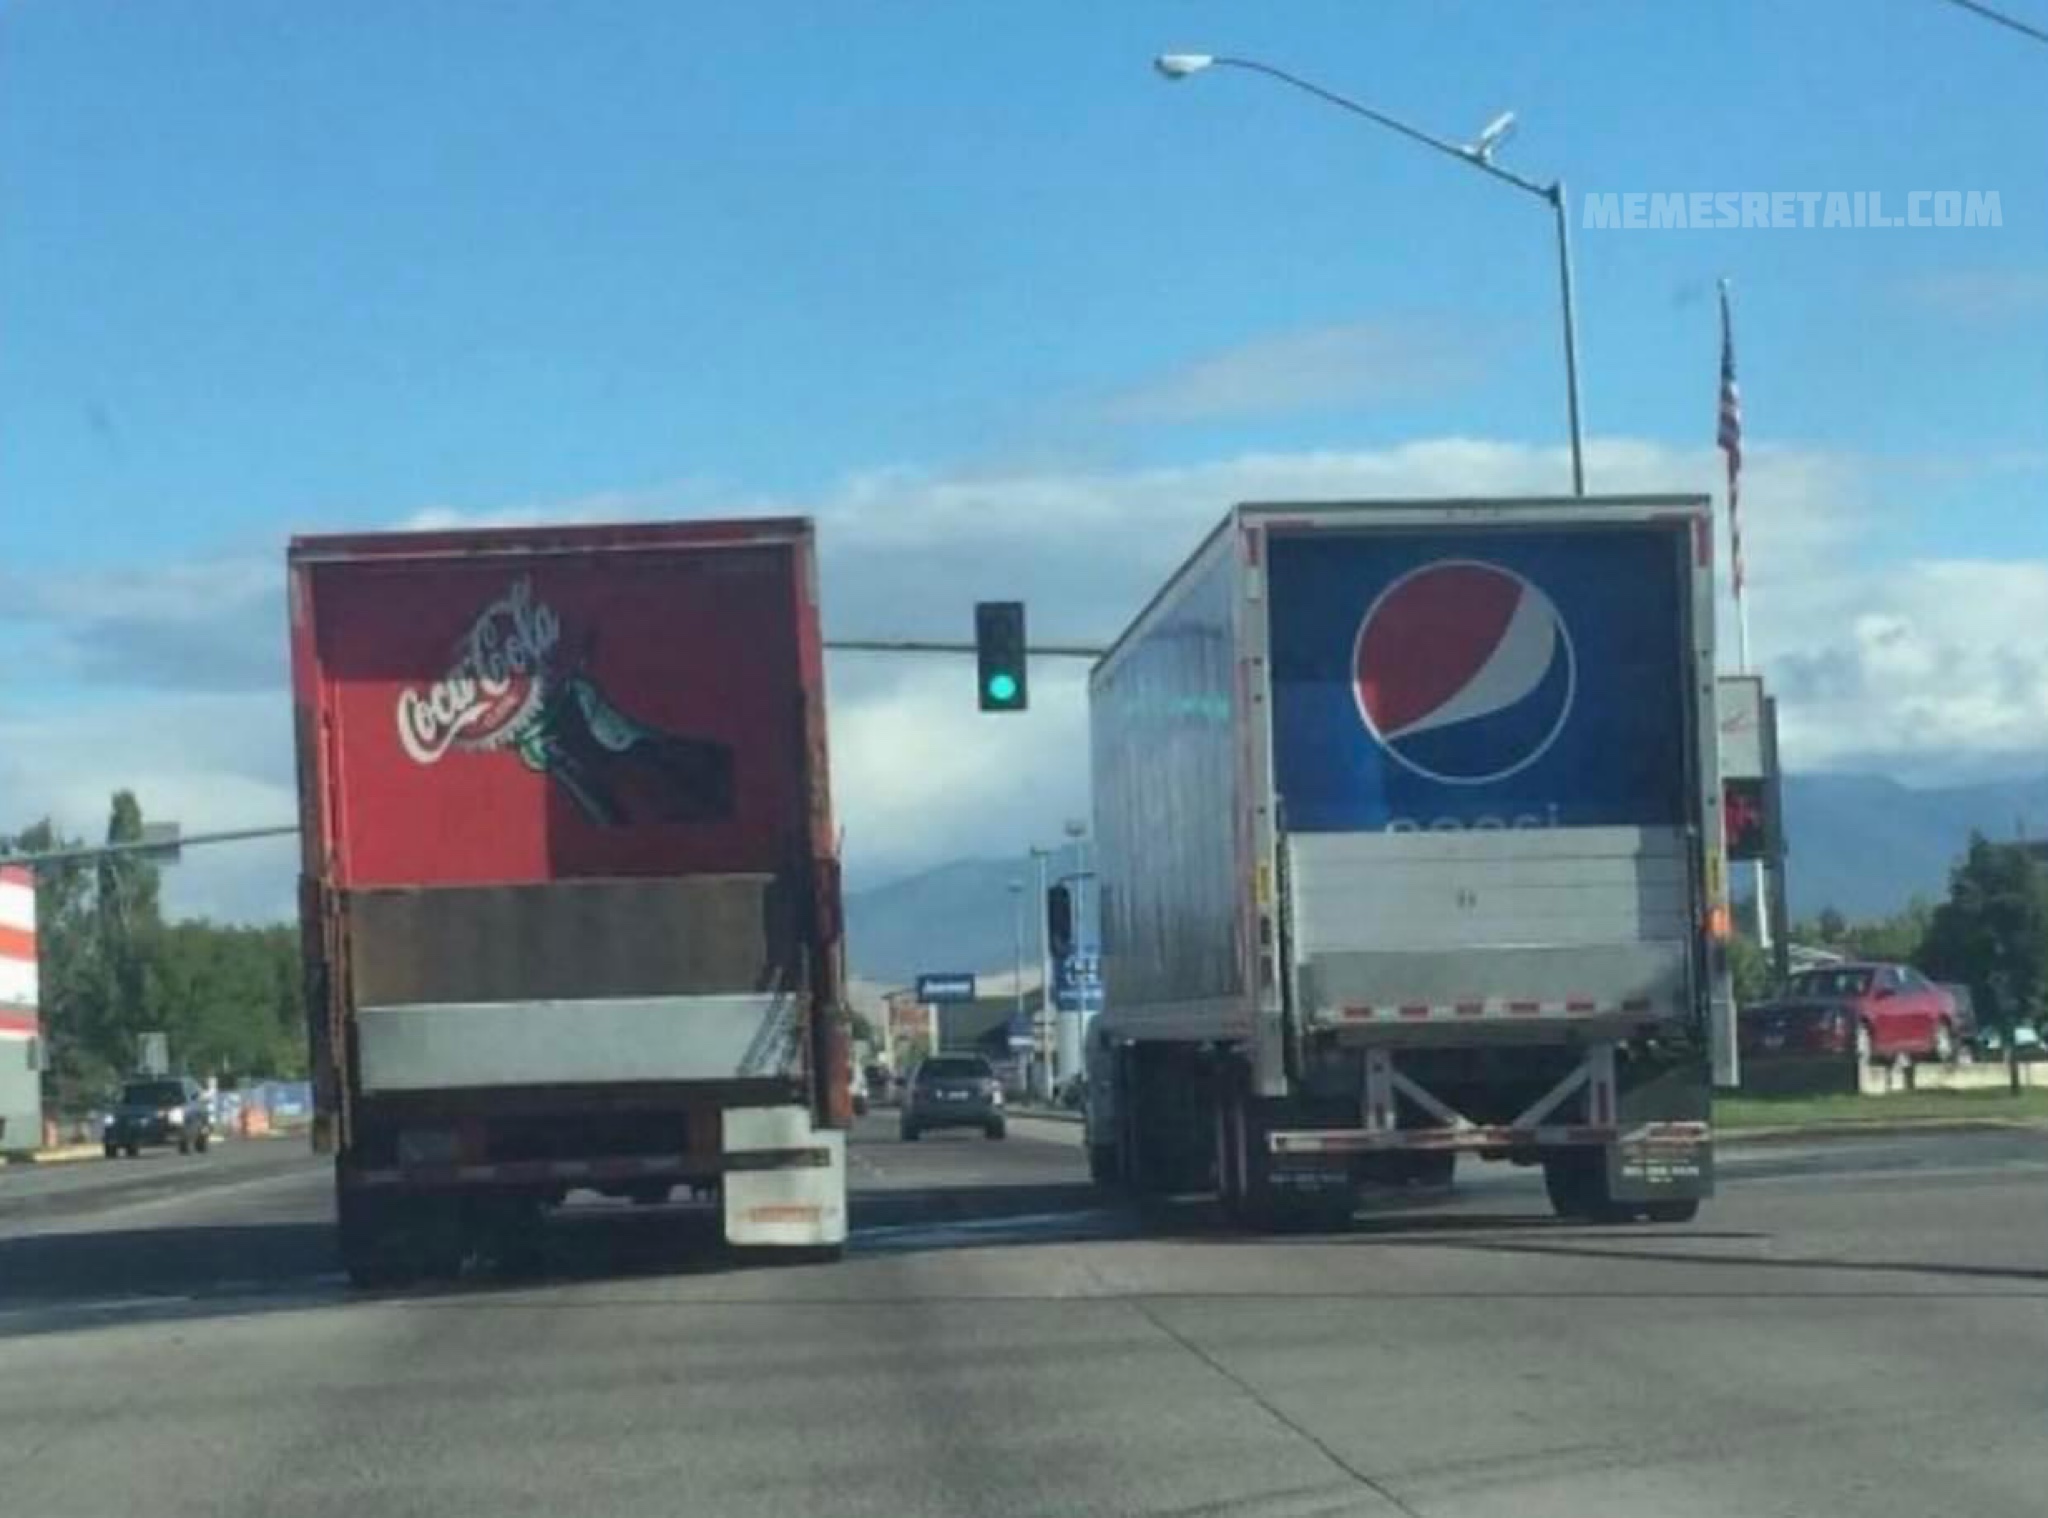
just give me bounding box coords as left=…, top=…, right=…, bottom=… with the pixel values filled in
left=2, top=0, right=2046, bottom=916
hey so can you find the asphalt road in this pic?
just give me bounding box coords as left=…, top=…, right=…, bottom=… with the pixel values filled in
left=4, top=1117, right=2048, bottom=1518
left=0, top=1132, right=314, bottom=1223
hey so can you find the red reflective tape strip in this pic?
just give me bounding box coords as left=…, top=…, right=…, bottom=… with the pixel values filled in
left=1622, top=997, right=1652, bottom=1014
left=1242, top=527, right=1262, bottom=567
left=0, top=925, right=36, bottom=959
left=1341, top=1005, right=1374, bottom=1021
left=1397, top=1003, right=1432, bottom=1020
left=1454, top=1001, right=1486, bottom=1017
left=1508, top=1000, right=1543, bottom=1015
left=1565, top=998, right=1597, bottom=1013
left=0, top=1010, right=39, bottom=1035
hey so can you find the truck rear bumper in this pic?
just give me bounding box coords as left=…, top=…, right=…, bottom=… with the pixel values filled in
left=1267, top=1121, right=1708, bottom=1154
left=338, top=1104, right=849, bottom=1249
left=1262, top=1043, right=1714, bottom=1201
left=340, top=1145, right=831, bottom=1191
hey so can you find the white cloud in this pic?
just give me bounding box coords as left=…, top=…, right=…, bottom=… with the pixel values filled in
left=400, top=478, right=713, bottom=532
left=1095, top=319, right=1478, bottom=425
left=6, top=436, right=2046, bottom=913
left=1905, top=267, right=2048, bottom=323
left=0, top=692, right=299, bottom=923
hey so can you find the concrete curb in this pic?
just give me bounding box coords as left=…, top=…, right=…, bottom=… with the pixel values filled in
left=1718, top=1117, right=2048, bottom=1146
left=1, top=1142, right=105, bottom=1167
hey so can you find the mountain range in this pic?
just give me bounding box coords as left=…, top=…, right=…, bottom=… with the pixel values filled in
left=843, top=770, right=2048, bottom=985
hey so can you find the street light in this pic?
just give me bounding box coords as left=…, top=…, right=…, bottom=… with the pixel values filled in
left=1152, top=51, right=1587, bottom=496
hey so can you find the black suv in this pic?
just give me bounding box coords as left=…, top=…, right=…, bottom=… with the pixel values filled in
left=104, top=1076, right=214, bottom=1158
left=900, top=1055, right=1006, bottom=1141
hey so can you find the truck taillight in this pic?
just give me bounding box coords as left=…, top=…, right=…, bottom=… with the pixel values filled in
left=1707, top=905, right=1732, bottom=940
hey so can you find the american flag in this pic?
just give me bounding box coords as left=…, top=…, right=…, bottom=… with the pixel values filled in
left=1717, top=279, right=1744, bottom=597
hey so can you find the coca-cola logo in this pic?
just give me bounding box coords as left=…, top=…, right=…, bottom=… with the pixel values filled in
left=396, top=578, right=563, bottom=764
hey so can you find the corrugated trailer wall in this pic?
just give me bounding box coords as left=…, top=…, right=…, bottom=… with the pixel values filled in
left=1091, top=535, right=1248, bottom=1026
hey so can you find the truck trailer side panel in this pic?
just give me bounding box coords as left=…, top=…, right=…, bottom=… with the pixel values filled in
left=1089, top=529, right=1251, bottom=1041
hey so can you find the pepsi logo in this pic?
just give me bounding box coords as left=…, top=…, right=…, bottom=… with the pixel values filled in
left=1351, top=560, right=1576, bottom=786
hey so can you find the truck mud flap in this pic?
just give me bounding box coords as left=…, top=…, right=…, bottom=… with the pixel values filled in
left=722, top=1105, right=847, bottom=1248
left=1606, top=1122, right=1713, bottom=1203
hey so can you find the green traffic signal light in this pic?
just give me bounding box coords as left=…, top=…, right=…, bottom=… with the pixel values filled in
left=975, top=601, right=1028, bottom=712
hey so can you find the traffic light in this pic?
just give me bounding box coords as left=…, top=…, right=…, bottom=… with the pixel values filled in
left=1723, top=777, right=1769, bottom=861
left=974, top=601, right=1027, bottom=712
left=1046, top=883, right=1074, bottom=961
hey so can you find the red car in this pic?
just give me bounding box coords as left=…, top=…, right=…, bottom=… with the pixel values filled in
left=1740, top=962, right=1963, bottom=1064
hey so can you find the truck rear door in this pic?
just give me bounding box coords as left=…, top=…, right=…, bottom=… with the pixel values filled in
left=1264, top=517, right=1702, bottom=1038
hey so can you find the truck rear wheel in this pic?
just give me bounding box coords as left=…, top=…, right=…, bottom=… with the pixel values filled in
left=1087, top=1142, right=1119, bottom=1187
left=1544, top=1150, right=1696, bottom=1225
left=1543, top=1151, right=1630, bottom=1224
left=337, top=1188, right=419, bottom=1289
left=1641, top=1199, right=1701, bottom=1224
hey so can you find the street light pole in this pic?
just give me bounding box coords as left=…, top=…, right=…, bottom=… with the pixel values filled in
left=1030, top=845, right=1053, bottom=1096
left=1154, top=52, right=1586, bottom=495
left=1008, top=879, right=1025, bottom=1089
left=1550, top=179, right=1586, bottom=496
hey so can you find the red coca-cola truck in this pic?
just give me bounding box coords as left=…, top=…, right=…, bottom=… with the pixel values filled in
left=288, top=518, right=851, bottom=1284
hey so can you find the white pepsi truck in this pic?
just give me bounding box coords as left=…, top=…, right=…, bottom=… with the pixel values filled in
left=1084, top=497, right=1736, bottom=1225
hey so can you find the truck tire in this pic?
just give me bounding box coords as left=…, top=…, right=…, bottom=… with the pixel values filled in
left=103, top=1143, right=119, bottom=1160
left=1642, top=1199, right=1701, bottom=1224
left=1543, top=1151, right=1631, bottom=1224
left=1087, top=1141, right=1120, bottom=1187
left=1405, top=1151, right=1455, bottom=1188
left=337, top=1189, right=419, bottom=1289
left=983, top=1119, right=1006, bottom=1141
left=1545, top=1150, right=1688, bottom=1225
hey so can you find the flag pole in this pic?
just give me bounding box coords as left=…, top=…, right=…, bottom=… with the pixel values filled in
left=1719, top=276, right=1770, bottom=951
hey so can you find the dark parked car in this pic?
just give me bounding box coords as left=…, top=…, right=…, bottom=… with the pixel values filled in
left=900, top=1055, right=1006, bottom=1141
left=1739, top=962, right=1963, bottom=1064
left=103, top=1076, right=214, bottom=1158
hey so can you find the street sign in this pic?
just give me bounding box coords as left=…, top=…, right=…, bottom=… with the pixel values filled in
left=140, top=821, right=183, bottom=864
left=1054, top=952, right=1103, bottom=1013
left=1007, top=1010, right=1033, bottom=1050
left=915, top=972, right=977, bottom=1005
left=138, top=1031, right=170, bottom=1075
